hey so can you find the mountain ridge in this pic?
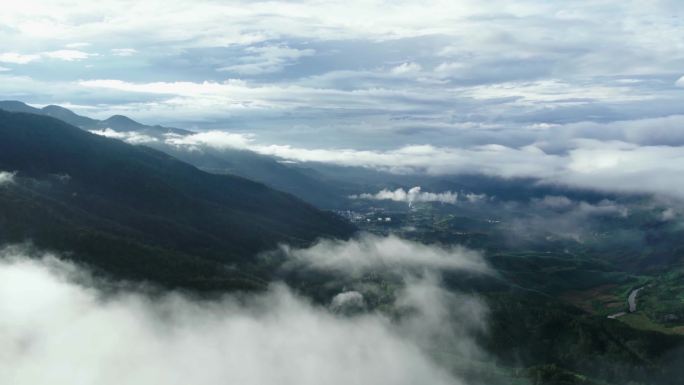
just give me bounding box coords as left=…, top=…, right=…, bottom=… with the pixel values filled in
left=0, top=100, right=191, bottom=136
left=0, top=109, right=355, bottom=290
left=0, top=100, right=348, bottom=207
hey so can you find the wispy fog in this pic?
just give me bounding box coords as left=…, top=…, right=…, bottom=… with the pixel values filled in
left=89, top=128, right=158, bottom=145
left=351, top=186, right=459, bottom=205
left=0, top=170, right=16, bottom=185
left=504, top=196, right=632, bottom=243
left=0, top=238, right=491, bottom=385
left=281, top=233, right=490, bottom=275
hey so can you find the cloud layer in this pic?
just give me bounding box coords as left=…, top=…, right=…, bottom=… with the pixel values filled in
left=0, top=239, right=491, bottom=385
left=144, top=130, right=684, bottom=200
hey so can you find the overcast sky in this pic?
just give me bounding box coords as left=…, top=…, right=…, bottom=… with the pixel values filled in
left=2, top=1, right=684, bottom=196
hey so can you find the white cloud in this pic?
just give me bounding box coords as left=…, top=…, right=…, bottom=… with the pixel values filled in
left=0, top=171, right=16, bottom=185
left=464, top=193, right=487, bottom=203
left=65, top=42, right=91, bottom=49
left=89, top=128, right=158, bottom=145
left=0, top=66, right=10, bottom=72
left=351, top=186, right=458, bottom=205
left=676, top=76, right=684, bottom=87
left=78, top=78, right=452, bottom=114
left=267, top=141, right=684, bottom=200
left=390, top=62, right=422, bottom=76
left=110, top=48, right=138, bottom=57
left=0, top=52, right=40, bottom=64
left=43, top=50, right=96, bottom=61
left=153, top=128, right=684, bottom=199
left=434, top=62, right=466, bottom=77
left=0, top=246, right=488, bottom=385
left=661, top=208, right=676, bottom=221
left=0, top=50, right=95, bottom=64
left=252, top=142, right=562, bottom=177
left=281, top=233, right=490, bottom=275
left=462, top=79, right=646, bottom=105
left=218, top=45, right=315, bottom=75
left=164, top=131, right=253, bottom=150
left=330, top=291, right=365, bottom=312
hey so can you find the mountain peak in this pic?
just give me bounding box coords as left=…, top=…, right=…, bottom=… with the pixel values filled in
left=104, top=114, right=139, bottom=124
left=41, top=104, right=98, bottom=128
left=42, top=104, right=76, bottom=114
left=100, top=114, right=146, bottom=131
left=0, top=100, right=41, bottom=114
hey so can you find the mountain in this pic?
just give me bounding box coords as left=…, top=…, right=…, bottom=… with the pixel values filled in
left=0, top=100, right=43, bottom=114
left=152, top=144, right=349, bottom=208
left=95, top=114, right=191, bottom=135
left=0, top=101, right=622, bottom=209
left=42, top=104, right=99, bottom=127
left=0, top=100, right=349, bottom=207
left=0, top=110, right=355, bottom=290
left=0, top=100, right=191, bottom=136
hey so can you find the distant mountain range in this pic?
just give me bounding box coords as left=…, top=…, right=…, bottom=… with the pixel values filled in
left=0, top=109, right=355, bottom=290
left=0, top=100, right=354, bottom=207
left=0, top=100, right=623, bottom=209
left=0, top=100, right=191, bottom=135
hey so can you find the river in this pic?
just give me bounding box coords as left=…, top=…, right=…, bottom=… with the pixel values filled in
left=607, top=286, right=643, bottom=319
left=628, top=286, right=644, bottom=313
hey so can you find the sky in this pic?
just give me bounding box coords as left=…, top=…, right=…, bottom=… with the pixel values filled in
left=2, top=1, right=684, bottom=197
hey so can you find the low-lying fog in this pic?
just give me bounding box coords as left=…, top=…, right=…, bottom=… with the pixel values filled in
left=0, top=236, right=491, bottom=385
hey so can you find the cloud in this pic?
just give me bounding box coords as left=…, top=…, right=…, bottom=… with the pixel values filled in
left=281, top=233, right=490, bottom=275
left=464, top=193, right=487, bottom=203
left=164, top=131, right=253, bottom=150
left=110, top=48, right=138, bottom=57
left=244, top=142, right=560, bottom=176
left=89, top=128, right=158, bottom=145
left=0, top=52, right=40, bottom=64
left=535, top=196, right=629, bottom=217
left=0, top=171, right=16, bottom=185
left=143, top=128, right=684, bottom=200
left=65, top=42, right=91, bottom=49
left=676, top=76, right=684, bottom=87
left=4, top=0, right=684, bottom=204
left=259, top=138, right=684, bottom=200
left=0, top=50, right=95, bottom=64
left=537, top=195, right=573, bottom=209
left=504, top=196, right=632, bottom=243
left=390, top=62, right=422, bottom=76
left=351, top=186, right=458, bottom=205
left=67, top=72, right=680, bottom=154
left=78, top=126, right=684, bottom=200
left=218, top=45, right=315, bottom=75
left=661, top=208, right=677, bottom=221
left=77, top=78, right=446, bottom=114
left=0, top=245, right=489, bottom=385
left=43, top=50, right=96, bottom=61
left=330, top=291, right=366, bottom=312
